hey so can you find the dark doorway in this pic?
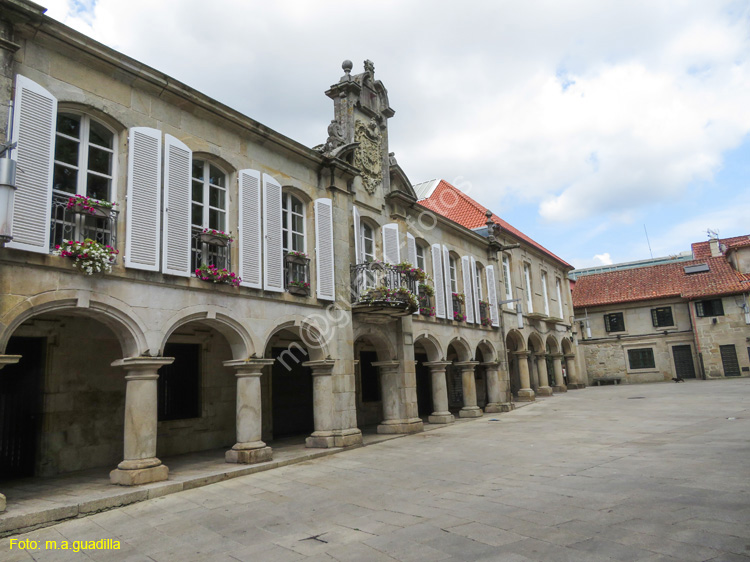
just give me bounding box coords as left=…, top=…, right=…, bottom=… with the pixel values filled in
left=672, top=345, right=696, bottom=379
left=359, top=351, right=380, bottom=403
left=720, top=345, right=740, bottom=377
left=0, top=337, right=46, bottom=480
left=159, top=343, right=201, bottom=421
left=415, top=353, right=432, bottom=417
left=271, top=347, right=314, bottom=438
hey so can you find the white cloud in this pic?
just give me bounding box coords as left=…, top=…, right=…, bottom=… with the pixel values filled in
left=593, top=253, right=614, bottom=266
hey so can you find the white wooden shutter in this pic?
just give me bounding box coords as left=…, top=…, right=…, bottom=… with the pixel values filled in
left=471, top=256, right=480, bottom=322
left=382, top=223, right=400, bottom=264
left=125, top=127, right=162, bottom=271
left=353, top=205, right=361, bottom=264
left=239, top=169, right=262, bottom=288
left=431, top=244, right=446, bottom=319
left=443, top=245, right=453, bottom=319
left=7, top=75, right=56, bottom=253
left=462, top=256, right=475, bottom=324
left=486, top=265, right=500, bottom=327
left=406, top=233, right=417, bottom=266
left=161, top=135, right=192, bottom=277
left=315, top=198, right=335, bottom=301
left=263, top=174, right=284, bottom=292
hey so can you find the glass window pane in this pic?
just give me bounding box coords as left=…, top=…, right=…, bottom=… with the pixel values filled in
left=88, top=146, right=112, bottom=176
left=292, top=213, right=303, bottom=234
left=209, top=165, right=225, bottom=187
left=282, top=208, right=288, bottom=230
left=56, top=113, right=81, bottom=138
left=291, top=197, right=303, bottom=215
left=191, top=203, right=203, bottom=227
left=209, top=186, right=225, bottom=209
left=292, top=233, right=304, bottom=252
left=53, top=164, right=77, bottom=193
left=364, top=238, right=373, bottom=257
left=192, top=160, right=204, bottom=181
left=209, top=209, right=225, bottom=231
left=86, top=174, right=110, bottom=200
left=192, top=180, right=203, bottom=203
left=54, top=136, right=79, bottom=166
left=88, top=120, right=113, bottom=148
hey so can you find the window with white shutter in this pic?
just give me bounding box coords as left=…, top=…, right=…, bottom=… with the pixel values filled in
left=541, top=270, right=550, bottom=316
left=238, top=169, right=262, bottom=288
left=125, top=127, right=162, bottom=271
left=191, top=159, right=229, bottom=271
left=353, top=206, right=361, bottom=264
left=462, top=256, right=475, bottom=323
left=263, top=174, right=284, bottom=292
left=8, top=75, right=57, bottom=253
left=162, top=135, right=192, bottom=277
left=486, top=265, right=500, bottom=327
left=471, top=256, right=480, bottom=321
left=431, top=244, right=446, bottom=319
left=443, top=245, right=453, bottom=318
left=406, top=233, right=417, bottom=267
left=502, top=254, right=514, bottom=310
left=315, top=198, right=335, bottom=300
left=382, top=223, right=400, bottom=264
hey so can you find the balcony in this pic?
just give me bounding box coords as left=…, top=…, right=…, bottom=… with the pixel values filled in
left=452, top=293, right=466, bottom=322
left=479, top=300, right=491, bottom=327
left=50, top=192, right=118, bottom=253
left=285, top=252, right=311, bottom=297
left=192, top=228, right=231, bottom=272
left=351, top=262, right=418, bottom=320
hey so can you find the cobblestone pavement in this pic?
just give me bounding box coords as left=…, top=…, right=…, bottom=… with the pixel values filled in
left=2, top=379, right=749, bottom=562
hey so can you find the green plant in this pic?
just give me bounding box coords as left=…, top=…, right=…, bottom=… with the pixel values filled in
left=195, top=264, right=241, bottom=286
left=418, top=283, right=434, bottom=297
left=53, top=239, right=118, bottom=275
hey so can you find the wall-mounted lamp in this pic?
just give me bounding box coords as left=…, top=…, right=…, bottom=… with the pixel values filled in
left=0, top=144, right=17, bottom=246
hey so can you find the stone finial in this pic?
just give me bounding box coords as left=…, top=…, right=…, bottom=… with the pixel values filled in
left=342, top=60, right=353, bottom=75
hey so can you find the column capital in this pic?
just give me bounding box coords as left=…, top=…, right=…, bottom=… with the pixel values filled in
left=481, top=361, right=500, bottom=369
left=224, top=358, right=274, bottom=376
left=423, top=361, right=452, bottom=370
left=372, top=360, right=400, bottom=373
left=564, top=353, right=576, bottom=359
left=111, top=357, right=174, bottom=377
left=454, top=361, right=479, bottom=369
left=302, top=359, right=336, bottom=376
left=513, top=350, right=531, bottom=358
left=550, top=353, right=565, bottom=359
left=0, top=355, right=21, bottom=370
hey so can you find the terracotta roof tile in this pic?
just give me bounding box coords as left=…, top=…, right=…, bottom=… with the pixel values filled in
left=691, top=235, right=750, bottom=259
left=416, top=180, right=572, bottom=268
left=572, top=256, right=749, bottom=308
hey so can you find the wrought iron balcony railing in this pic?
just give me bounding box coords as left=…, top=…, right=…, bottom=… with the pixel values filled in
left=350, top=262, right=418, bottom=315
left=50, top=192, right=118, bottom=252
left=192, top=228, right=231, bottom=272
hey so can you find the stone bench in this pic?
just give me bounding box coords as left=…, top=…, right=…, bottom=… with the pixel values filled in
left=593, top=377, right=622, bottom=386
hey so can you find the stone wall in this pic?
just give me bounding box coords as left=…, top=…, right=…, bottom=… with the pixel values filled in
left=693, top=296, right=750, bottom=378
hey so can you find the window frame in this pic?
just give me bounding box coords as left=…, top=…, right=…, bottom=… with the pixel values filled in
left=475, top=264, right=483, bottom=302
left=556, top=278, right=564, bottom=319
left=360, top=221, right=376, bottom=262
left=282, top=192, right=306, bottom=254
left=541, top=270, right=550, bottom=316
left=523, top=262, right=533, bottom=313
left=604, top=312, right=626, bottom=333
left=651, top=306, right=674, bottom=328
left=695, top=298, right=724, bottom=317
left=449, top=256, right=458, bottom=293
left=502, top=254, right=514, bottom=309
left=416, top=243, right=426, bottom=272
left=627, top=347, right=656, bottom=370
left=191, top=158, right=228, bottom=233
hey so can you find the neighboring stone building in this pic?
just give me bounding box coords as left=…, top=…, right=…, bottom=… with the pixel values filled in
left=573, top=235, right=750, bottom=384
left=0, top=0, right=584, bottom=512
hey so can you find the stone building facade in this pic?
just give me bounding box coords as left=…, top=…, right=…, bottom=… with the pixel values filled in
left=0, top=0, right=585, bottom=512
left=573, top=235, right=750, bottom=384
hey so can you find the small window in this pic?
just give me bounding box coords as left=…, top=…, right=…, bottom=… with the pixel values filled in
left=475, top=265, right=483, bottom=301
left=416, top=243, right=426, bottom=271
left=360, top=222, right=375, bottom=262
left=604, top=312, right=626, bottom=332
left=502, top=255, right=514, bottom=310
left=651, top=307, right=674, bottom=327
left=282, top=193, right=305, bottom=253
left=191, top=159, right=228, bottom=270
left=695, top=299, right=724, bottom=317
left=628, top=348, right=655, bottom=370
left=556, top=278, right=564, bottom=318
left=523, top=263, right=533, bottom=313
left=541, top=270, right=550, bottom=316
left=449, top=256, right=458, bottom=293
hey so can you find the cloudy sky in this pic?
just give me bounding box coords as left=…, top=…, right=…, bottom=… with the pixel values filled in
left=44, top=0, right=750, bottom=268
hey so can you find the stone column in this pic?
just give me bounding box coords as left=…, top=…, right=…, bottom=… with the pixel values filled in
left=224, top=359, right=274, bottom=463
left=535, top=353, right=553, bottom=396
left=497, top=362, right=514, bottom=412
left=551, top=353, right=567, bottom=393
left=303, top=359, right=338, bottom=448
left=374, top=361, right=423, bottom=434
left=110, top=357, right=173, bottom=486
left=455, top=361, right=482, bottom=418
left=0, top=355, right=20, bottom=511
left=482, top=361, right=503, bottom=413
left=565, top=353, right=586, bottom=389
left=424, top=361, right=453, bottom=424
left=514, top=351, right=535, bottom=401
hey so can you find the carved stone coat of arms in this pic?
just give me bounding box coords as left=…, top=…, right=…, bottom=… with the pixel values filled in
left=354, top=119, right=382, bottom=194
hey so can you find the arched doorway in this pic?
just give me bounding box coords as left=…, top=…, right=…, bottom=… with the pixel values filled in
left=413, top=335, right=443, bottom=419
left=446, top=339, right=472, bottom=412
left=353, top=332, right=394, bottom=430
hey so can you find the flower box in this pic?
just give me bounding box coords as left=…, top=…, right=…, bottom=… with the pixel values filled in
left=53, top=238, right=118, bottom=275
left=195, top=264, right=241, bottom=286
left=287, top=281, right=310, bottom=296
left=66, top=195, right=115, bottom=218
left=199, top=229, right=233, bottom=247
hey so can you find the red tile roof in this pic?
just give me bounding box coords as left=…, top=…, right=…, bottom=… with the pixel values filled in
left=416, top=180, right=572, bottom=268
left=572, top=256, right=749, bottom=308
left=692, top=235, right=750, bottom=259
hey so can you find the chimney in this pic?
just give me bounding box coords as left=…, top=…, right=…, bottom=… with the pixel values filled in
left=710, top=238, right=721, bottom=257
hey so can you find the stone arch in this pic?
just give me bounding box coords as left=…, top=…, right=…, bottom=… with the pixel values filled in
left=447, top=336, right=472, bottom=362
left=160, top=306, right=256, bottom=360
left=528, top=332, right=545, bottom=353
left=0, top=291, right=148, bottom=358
left=505, top=329, right=526, bottom=352
left=476, top=339, right=497, bottom=362
left=57, top=101, right=127, bottom=136
left=561, top=337, right=574, bottom=355
left=413, top=333, right=443, bottom=362
left=352, top=325, right=397, bottom=361
left=191, top=151, right=237, bottom=178
left=263, top=319, right=330, bottom=362
left=546, top=335, right=560, bottom=354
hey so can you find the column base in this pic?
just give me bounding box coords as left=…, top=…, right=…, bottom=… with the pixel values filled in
left=484, top=402, right=501, bottom=413
left=537, top=386, right=553, bottom=396
left=333, top=428, right=363, bottom=448
left=226, top=443, right=273, bottom=464
left=0, top=493, right=5, bottom=512
left=568, top=383, right=586, bottom=389
left=553, top=385, right=567, bottom=393
left=516, top=389, right=536, bottom=401
left=110, top=463, right=168, bottom=486
left=459, top=406, right=483, bottom=418
left=377, top=418, right=423, bottom=434
left=499, top=403, right=514, bottom=412
left=428, top=412, right=454, bottom=424
left=306, top=431, right=336, bottom=448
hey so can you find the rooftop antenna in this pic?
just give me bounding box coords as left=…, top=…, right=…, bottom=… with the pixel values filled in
left=643, top=224, right=653, bottom=259
left=707, top=228, right=719, bottom=240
